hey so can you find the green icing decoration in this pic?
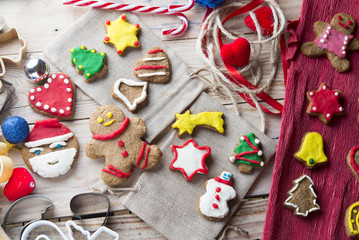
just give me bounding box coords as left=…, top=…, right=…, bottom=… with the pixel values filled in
left=309, top=158, right=314, bottom=165
left=70, top=45, right=106, bottom=79
left=234, top=132, right=263, bottom=167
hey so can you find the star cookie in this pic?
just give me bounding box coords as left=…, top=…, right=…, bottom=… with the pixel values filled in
left=103, top=14, right=140, bottom=55
left=306, top=83, right=344, bottom=124
left=170, top=139, right=210, bottom=181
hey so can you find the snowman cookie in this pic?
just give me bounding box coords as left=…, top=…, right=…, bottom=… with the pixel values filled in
left=21, top=119, right=79, bottom=178
left=85, top=105, right=162, bottom=187
left=198, top=171, right=237, bottom=220
left=301, top=13, right=359, bottom=72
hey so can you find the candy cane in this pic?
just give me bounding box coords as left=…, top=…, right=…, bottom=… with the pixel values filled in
left=62, top=0, right=195, bottom=36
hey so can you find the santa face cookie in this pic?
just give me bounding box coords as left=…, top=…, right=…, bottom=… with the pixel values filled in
left=85, top=105, right=162, bottom=187
left=28, top=73, right=75, bottom=119
left=198, top=171, right=237, bottom=220
left=134, top=48, right=171, bottom=83
left=21, top=119, right=79, bottom=178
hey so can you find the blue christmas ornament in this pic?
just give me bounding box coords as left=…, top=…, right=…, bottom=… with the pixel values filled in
left=2, top=116, right=29, bottom=144
left=195, top=0, right=225, bottom=8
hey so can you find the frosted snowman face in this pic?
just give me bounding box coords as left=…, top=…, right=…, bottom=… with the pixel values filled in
left=220, top=171, right=232, bottom=181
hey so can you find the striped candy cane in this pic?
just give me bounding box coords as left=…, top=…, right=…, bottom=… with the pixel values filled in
left=63, top=0, right=195, bottom=36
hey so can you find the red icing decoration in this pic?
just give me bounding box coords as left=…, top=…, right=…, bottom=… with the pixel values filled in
left=117, top=50, right=122, bottom=54
left=212, top=203, right=219, bottom=209
left=134, top=65, right=167, bottom=71
left=350, top=146, right=359, bottom=176
left=28, top=73, right=74, bottom=117
left=338, top=15, right=343, bottom=20
left=103, top=164, right=133, bottom=179
left=220, top=38, right=251, bottom=67
left=215, top=195, right=220, bottom=200
left=25, top=118, right=72, bottom=143
left=244, top=7, right=274, bottom=36
left=338, top=21, right=350, bottom=29
left=104, top=36, right=110, bottom=41
left=142, top=146, right=150, bottom=170
left=216, top=187, right=221, bottom=192
left=348, top=20, right=353, bottom=25
left=136, top=142, right=147, bottom=168
left=92, top=118, right=129, bottom=140
left=214, top=177, right=233, bottom=187
left=232, top=135, right=262, bottom=165
left=121, top=15, right=126, bottom=20
left=4, top=167, right=36, bottom=201
left=307, top=84, right=343, bottom=121
left=134, top=41, right=139, bottom=46
left=118, top=140, right=124, bottom=147
left=106, top=20, right=111, bottom=25
left=122, top=151, right=129, bottom=157
left=170, top=139, right=211, bottom=181
left=135, top=24, right=140, bottom=28
left=147, top=49, right=163, bottom=54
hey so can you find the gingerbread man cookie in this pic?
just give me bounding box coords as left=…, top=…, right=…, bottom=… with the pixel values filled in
left=85, top=105, right=162, bottom=186
left=301, top=13, right=359, bottom=72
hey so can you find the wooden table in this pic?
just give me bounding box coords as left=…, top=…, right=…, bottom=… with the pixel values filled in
left=0, top=0, right=302, bottom=239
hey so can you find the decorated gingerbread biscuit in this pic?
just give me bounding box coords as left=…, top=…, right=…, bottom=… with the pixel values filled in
left=306, top=83, right=344, bottom=124
left=21, top=119, right=79, bottom=178
left=301, top=13, right=359, bottom=72
left=103, top=14, right=140, bottom=55
left=172, top=110, right=224, bottom=137
left=229, top=133, right=264, bottom=174
left=198, top=171, right=237, bottom=220
left=294, top=132, right=327, bottom=169
left=283, top=174, right=320, bottom=217
left=28, top=73, right=75, bottom=119
left=347, top=146, right=359, bottom=182
left=169, top=139, right=210, bottom=181
left=85, top=105, right=162, bottom=186
left=70, top=45, right=107, bottom=82
left=111, top=78, right=148, bottom=113
left=134, top=48, right=171, bottom=83
left=345, top=201, right=359, bottom=238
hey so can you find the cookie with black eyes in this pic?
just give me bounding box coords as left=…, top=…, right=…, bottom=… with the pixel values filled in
left=21, top=119, right=79, bottom=178
left=85, top=105, right=162, bottom=186
left=301, top=13, right=359, bottom=72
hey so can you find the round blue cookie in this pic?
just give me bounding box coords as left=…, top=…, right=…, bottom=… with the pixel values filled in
left=195, top=0, right=225, bottom=8
left=2, top=116, right=29, bottom=144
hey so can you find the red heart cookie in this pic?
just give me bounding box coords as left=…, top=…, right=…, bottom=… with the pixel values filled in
left=244, top=7, right=274, bottom=36
left=28, top=73, right=75, bottom=119
left=4, top=167, right=36, bottom=201
left=220, top=38, right=251, bottom=67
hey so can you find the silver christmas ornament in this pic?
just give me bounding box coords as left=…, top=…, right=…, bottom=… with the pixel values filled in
left=24, top=57, right=49, bottom=83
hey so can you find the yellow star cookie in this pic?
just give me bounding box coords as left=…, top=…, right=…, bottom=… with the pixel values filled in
left=103, top=14, right=140, bottom=55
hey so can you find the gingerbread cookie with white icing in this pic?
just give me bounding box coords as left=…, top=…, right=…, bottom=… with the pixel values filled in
left=301, top=13, right=359, bottom=72
left=21, top=119, right=79, bottom=178
left=28, top=73, right=76, bottom=119
left=133, top=48, right=171, bottom=83
left=85, top=105, right=162, bottom=186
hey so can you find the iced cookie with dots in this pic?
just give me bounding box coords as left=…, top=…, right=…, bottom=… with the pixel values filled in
left=345, top=201, right=359, bottom=238
left=70, top=45, right=107, bottom=82
left=301, top=13, right=359, bottom=72
left=28, top=73, right=76, bottom=119
left=103, top=14, right=140, bottom=55
left=85, top=105, right=162, bottom=186
left=306, top=83, right=344, bottom=124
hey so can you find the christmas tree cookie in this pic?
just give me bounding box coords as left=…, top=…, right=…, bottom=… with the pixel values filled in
left=229, top=133, right=264, bottom=174
left=295, top=132, right=327, bottom=169
left=284, top=174, right=320, bottom=217
left=104, top=14, right=140, bottom=55
left=70, top=45, right=107, bottom=82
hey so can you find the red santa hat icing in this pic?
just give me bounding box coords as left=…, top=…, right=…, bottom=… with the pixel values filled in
left=25, top=119, right=73, bottom=148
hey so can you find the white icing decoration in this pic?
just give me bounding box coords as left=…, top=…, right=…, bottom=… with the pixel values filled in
left=312, top=107, right=317, bottom=111
left=283, top=175, right=320, bottom=217
left=172, top=141, right=209, bottom=177
left=113, top=78, right=148, bottom=111
left=37, top=88, right=41, bottom=92
left=199, top=178, right=237, bottom=218
left=44, top=105, right=49, bottom=110
left=36, top=102, right=41, bottom=107
left=255, top=138, right=260, bottom=144
left=68, top=98, right=72, bottom=102
left=344, top=40, right=348, bottom=45
left=342, top=51, right=346, bottom=55
left=342, top=46, right=346, bottom=50
left=345, top=36, right=349, bottom=40
left=326, top=113, right=330, bottom=118
left=29, top=147, right=44, bottom=153
left=30, top=89, right=35, bottom=93
left=229, top=156, right=236, bottom=163
left=339, top=107, right=343, bottom=111
left=142, top=57, right=166, bottom=61
left=30, top=96, right=35, bottom=100
left=137, top=72, right=166, bottom=77
left=49, top=141, right=67, bottom=149
left=309, top=92, right=314, bottom=96
left=335, top=92, right=339, bottom=96
left=64, top=79, right=69, bottom=84
left=59, top=75, right=65, bottom=79
left=66, top=107, right=71, bottom=111
left=59, top=109, right=65, bottom=114
left=29, top=148, right=77, bottom=178
left=322, top=85, right=326, bottom=90
left=47, top=78, right=52, bottom=83
left=51, top=108, right=57, bottom=112
left=320, top=39, right=325, bottom=43
left=44, top=84, right=49, bottom=89
left=323, top=34, right=327, bottom=39
left=25, top=132, right=73, bottom=148
left=52, top=74, right=56, bottom=79
left=30, top=182, right=35, bottom=188
left=66, top=88, right=71, bottom=92
left=240, top=136, right=244, bottom=141
left=258, top=150, right=263, bottom=156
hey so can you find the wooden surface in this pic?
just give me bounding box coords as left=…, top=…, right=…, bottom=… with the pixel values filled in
left=0, top=0, right=302, bottom=239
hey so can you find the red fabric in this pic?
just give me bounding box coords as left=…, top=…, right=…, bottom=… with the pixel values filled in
left=263, top=0, right=359, bottom=239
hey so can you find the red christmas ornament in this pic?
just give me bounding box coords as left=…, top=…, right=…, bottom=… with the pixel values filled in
left=4, top=167, right=36, bottom=201
left=244, top=7, right=274, bottom=36
left=220, top=38, right=251, bottom=67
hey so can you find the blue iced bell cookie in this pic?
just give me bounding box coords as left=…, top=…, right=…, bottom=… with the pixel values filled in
left=2, top=116, right=29, bottom=144
left=195, top=0, right=225, bottom=8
